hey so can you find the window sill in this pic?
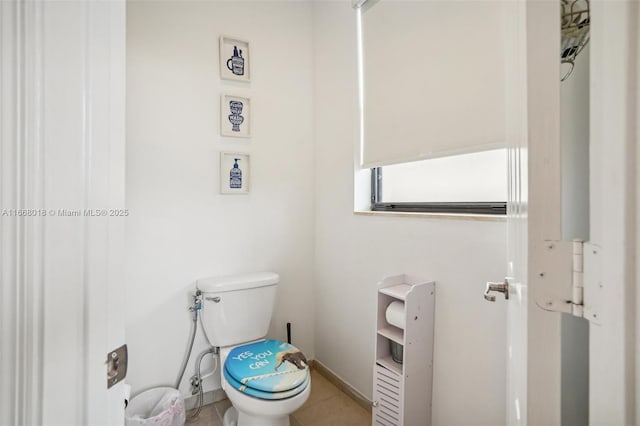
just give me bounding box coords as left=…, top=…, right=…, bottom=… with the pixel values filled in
left=353, top=210, right=507, bottom=222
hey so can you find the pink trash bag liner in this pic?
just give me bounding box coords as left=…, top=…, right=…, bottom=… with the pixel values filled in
left=125, top=387, right=185, bottom=426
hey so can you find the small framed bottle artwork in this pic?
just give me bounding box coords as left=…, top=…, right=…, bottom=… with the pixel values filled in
left=220, top=152, right=250, bottom=194
left=219, top=35, right=250, bottom=82
left=220, top=93, right=251, bottom=138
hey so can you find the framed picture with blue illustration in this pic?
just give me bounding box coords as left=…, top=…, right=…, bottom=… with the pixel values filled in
left=221, top=93, right=251, bottom=138
left=220, top=35, right=250, bottom=82
left=220, top=152, right=250, bottom=194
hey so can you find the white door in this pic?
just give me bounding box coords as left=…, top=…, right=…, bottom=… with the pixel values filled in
left=501, top=1, right=580, bottom=424
left=502, top=1, right=529, bottom=424
left=0, top=1, right=127, bottom=424
left=502, top=1, right=590, bottom=424
left=485, top=1, right=562, bottom=423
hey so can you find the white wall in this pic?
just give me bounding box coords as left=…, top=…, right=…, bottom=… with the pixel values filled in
left=127, top=2, right=509, bottom=423
left=125, top=1, right=315, bottom=396
left=312, top=2, right=508, bottom=425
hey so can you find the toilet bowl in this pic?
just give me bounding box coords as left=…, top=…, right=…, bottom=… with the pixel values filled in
left=196, top=273, right=311, bottom=426
left=219, top=340, right=310, bottom=426
left=222, top=380, right=311, bottom=426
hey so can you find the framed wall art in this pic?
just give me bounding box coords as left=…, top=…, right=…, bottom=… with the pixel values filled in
left=220, top=35, right=250, bottom=82
left=220, top=93, right=251, bottom=138
left=220, top=152, right=250, bottom=194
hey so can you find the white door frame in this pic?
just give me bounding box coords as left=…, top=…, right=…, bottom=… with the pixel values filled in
left=524, top=1, right=564, bottom=424
left=0, top=1, right=126, bottom=424
left=589, top=1, right=638, bottom=423
left=1, top=2, right=47, bottom=423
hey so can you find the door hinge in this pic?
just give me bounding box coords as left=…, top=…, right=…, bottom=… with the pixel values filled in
left=569, top=239, right=602, bottom=323
left=582, top=242, right=603, bottom=324
left=534, top=239, right=602, bottom=323
left=571, top=239, right=584, bottom=317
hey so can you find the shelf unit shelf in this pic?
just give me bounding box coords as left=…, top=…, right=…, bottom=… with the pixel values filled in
left=379, top=284, right=412, bottom=301
left=373, top=274, right=435, bottom=426
left=377, top=326, right=404, bottom=344
left=376, top=356, right=403, bottom=376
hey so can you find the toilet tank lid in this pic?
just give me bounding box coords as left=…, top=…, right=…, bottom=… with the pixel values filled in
left=196, top=272, right=279, bottom=293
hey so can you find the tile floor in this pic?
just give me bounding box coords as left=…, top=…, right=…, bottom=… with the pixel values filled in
left=186, top=369, right=371, bottom=426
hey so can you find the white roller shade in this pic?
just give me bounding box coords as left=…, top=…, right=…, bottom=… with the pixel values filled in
left=360, top=0, right=506, bottom=168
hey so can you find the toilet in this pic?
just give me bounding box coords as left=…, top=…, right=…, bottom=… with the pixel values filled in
left=197, top=272, right=311, bottom=426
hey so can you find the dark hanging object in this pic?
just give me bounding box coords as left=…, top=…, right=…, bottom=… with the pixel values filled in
left=561, top=0, right=590, bottom=81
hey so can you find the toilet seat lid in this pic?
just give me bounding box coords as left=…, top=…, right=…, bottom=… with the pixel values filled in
left=224, top=339, right=309, bottom=394
left=224, top=365, right=309, bottom=400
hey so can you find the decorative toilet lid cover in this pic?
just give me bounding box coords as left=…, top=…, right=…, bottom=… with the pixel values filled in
left=224, top=366, right=309, bottom=400
left=225, top=339, right=309, bottom=394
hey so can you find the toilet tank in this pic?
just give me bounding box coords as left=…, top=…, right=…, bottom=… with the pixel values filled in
left=197, top=272, right=279, bottom=347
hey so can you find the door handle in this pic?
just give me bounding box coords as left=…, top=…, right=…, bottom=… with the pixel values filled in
left=484, top=280, right=509, bottom=302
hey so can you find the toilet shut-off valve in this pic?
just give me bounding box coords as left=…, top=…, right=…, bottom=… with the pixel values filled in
left=484, top=280, right=509, bottom=302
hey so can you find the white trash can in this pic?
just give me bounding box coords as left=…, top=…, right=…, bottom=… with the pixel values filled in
left=125, top=387, right=185, bottom=426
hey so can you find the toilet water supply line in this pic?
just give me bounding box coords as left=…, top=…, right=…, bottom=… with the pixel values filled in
left=175, top=290, right=219, bottom=419
left=189, top=346, right=217, bottom=419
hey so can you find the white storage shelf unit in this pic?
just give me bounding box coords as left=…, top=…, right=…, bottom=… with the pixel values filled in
left=373, top=275, right=435, bottom=426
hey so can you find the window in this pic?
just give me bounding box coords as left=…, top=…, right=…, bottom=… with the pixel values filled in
left=357, top=0, right=508, bottom=216
left=358, top=1, right=506, bottom=169
left=371, top=149, right=507, bottom=215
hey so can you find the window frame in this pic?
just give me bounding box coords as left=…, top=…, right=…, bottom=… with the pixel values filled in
left=370, top=167, right=507, bottom=215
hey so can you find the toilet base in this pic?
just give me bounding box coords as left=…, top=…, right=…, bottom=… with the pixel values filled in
left=223, top=406, right=290, bottom=426
left=223, top=406, right=238, bottom=426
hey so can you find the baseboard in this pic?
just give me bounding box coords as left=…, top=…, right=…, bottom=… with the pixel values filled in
left=311, top=360, right=372, bottom=412
left=183, top=388, right=227, bottom=411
